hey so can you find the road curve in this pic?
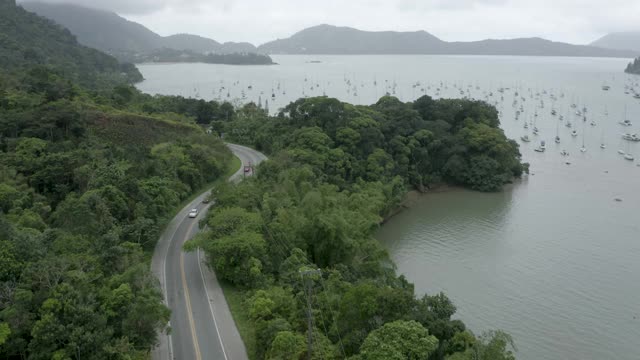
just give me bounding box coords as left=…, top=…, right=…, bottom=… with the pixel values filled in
left=151, top=143, right=267, bottom=360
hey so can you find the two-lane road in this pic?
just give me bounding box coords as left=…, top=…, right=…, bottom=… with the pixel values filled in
left=151, top=143, right=267, bottom=360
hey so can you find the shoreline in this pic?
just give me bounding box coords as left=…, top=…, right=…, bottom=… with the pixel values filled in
left=381, top=184, right=465, bottom=224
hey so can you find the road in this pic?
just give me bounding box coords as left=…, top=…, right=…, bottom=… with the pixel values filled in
left=151, top=143, right=267, bottom=360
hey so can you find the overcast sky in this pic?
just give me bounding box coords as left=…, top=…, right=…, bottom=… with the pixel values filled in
left=23, top=0, right=640, bottom=45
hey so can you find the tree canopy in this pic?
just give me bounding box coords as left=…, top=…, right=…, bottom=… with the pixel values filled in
left=187, top=95, right=522, bottom=360
left=625, top=57, right=640, bottom=75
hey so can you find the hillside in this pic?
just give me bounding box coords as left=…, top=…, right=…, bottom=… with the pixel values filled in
left=1, top=0, right=141, bottom=87
left=591, top=32, right=640, bottom=53
left=21, top=2, right=259, bottom=60
left=259, top=24, right=446, bottom=54
left=162, top=33, right=221, bottom=52
left=1, top=0, right=237, bottom=358
left=258, top=24, right=637, bottom=57
left=446, top=37, right=636, bottom=57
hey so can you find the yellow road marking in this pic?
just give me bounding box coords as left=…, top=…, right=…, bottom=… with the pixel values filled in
left=180, top=220, right=202, bottom=360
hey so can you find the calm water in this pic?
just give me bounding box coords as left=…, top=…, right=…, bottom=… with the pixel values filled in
left=137, top=56, right=640, bottom=360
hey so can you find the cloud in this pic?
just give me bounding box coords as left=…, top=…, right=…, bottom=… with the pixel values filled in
left=20, top=0, right=640, bottom=44
left=19, top=0, right=210, bottom=14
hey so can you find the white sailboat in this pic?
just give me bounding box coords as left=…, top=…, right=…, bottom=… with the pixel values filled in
left=580, top=122, right=587, bottom=153
left=620, top=105, right=632, bottom=126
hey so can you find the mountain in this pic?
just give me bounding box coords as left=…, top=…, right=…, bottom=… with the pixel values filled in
left=162, top=33, right=221, bottom=53
left=591, top=32, right=640, bottom=53
left=446, top=37, right=637, bottom=57
left=220, top=42, right=258, bottom=54
left=20, top=2, right=258, bottom=59
left=20, top=2, right=162, bottom=53
left=1, top=0, right=141, bottom=87
left=259, top=24, right=637, bottom=57
left=259, top=24, right=446, bottom=54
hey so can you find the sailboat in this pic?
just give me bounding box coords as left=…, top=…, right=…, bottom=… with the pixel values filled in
left=600, top=128, right=606, bottom=149
left=619, top=105, right=632, bottom=126
left=534, top=140, right=546, bottom=152
left=555, top=118, right=561, bottom=143
left=623, top=141, right=635, bottom=161
left=580, top=122, right=587, bottom=153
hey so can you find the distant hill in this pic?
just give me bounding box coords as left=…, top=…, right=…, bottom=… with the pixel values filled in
left=1, top=0, right=141, bottom=87
left=220, top=42, right=258, bottom=54
left=20, top=2, right=259, bottom=60
left=446, top=37, right=636, bottom=57
left=259, top=24, right=446, bottom=54
left=162, top=33, right=221, bottom=53
left=20, top=2, right=162, bottom=53
left=591, top=32, right=640, bottom=53
left=259, top=24, right=637, bottom=57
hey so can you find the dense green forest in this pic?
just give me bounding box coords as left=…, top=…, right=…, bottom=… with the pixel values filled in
left=625, top=57, right=640, bottom=75
left=184, top=96, right=524, bottom=359
left=219, top=96, right=527, bottom=192
left=121, top=48, right=276, bottom=65
left=0, top=0, right=142, bottom=87
left=0, top=0, right=235, bottom=358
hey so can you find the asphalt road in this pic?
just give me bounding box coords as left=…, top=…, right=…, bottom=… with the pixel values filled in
left=151, top=143, right=267, bottom=360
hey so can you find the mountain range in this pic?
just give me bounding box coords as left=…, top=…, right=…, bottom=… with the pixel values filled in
left=590, top=32, right=640, bottom=53
left=20, top=2, right=258, bottom=60
left=19, top=2, right=640, bottom=59
left=257, top=24, right=637, bottom=57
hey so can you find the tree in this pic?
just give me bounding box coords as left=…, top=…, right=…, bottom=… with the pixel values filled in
left=445, top=331, right=516, bottom=360
left=358, top=320, right=438, bottom=360
left=0, top=322, right=10, bottom=346
left=205, top=207, right=263, bottom=239
left=202, top=231, right=268, bottom=287
left=266, top=331, right=306, bottom=360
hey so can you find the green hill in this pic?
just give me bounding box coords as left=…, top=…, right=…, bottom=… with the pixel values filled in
left=0, top=0, right=141, bottom=87
left=0, top=1, right=238, bottom=358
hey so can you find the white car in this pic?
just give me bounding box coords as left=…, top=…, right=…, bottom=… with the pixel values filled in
left=188, top=208, right=198, bottom=218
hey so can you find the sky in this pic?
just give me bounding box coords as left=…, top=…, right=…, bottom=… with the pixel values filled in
left=22, top=0, right=640, bottom=45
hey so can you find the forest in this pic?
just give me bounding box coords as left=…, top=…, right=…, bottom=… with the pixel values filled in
left=184, top=95, right=525, bottom=359
left=126, top=48, right=276, bottom=65
left=625, top=57, right=640, bottom=75
left=0, top=1, right=235, bottom=358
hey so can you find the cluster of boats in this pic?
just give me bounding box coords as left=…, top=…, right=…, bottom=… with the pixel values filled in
left=187, top=71, right=639, bottom=164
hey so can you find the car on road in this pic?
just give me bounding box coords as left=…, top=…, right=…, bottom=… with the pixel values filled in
left=244, top=165, right=252, bottom=173
left=188, top=208, right=198, bottom=218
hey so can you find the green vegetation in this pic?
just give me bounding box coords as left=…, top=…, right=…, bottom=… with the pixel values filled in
left=0, top=0, right=141, bottom=87
left=129, top=48, right=275, bottom=65
left=219, top=96, right=527, bottom=192
left=220, top=281, right=258, bottom=360
left=0, top=1, right=235, bottom=358
left=625, top=57, right=640, bottom=75
left=186, top=95, right=523, bottom=360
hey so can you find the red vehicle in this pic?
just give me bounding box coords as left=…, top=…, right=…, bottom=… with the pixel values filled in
left=244, top=164, right=252, bottom=173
